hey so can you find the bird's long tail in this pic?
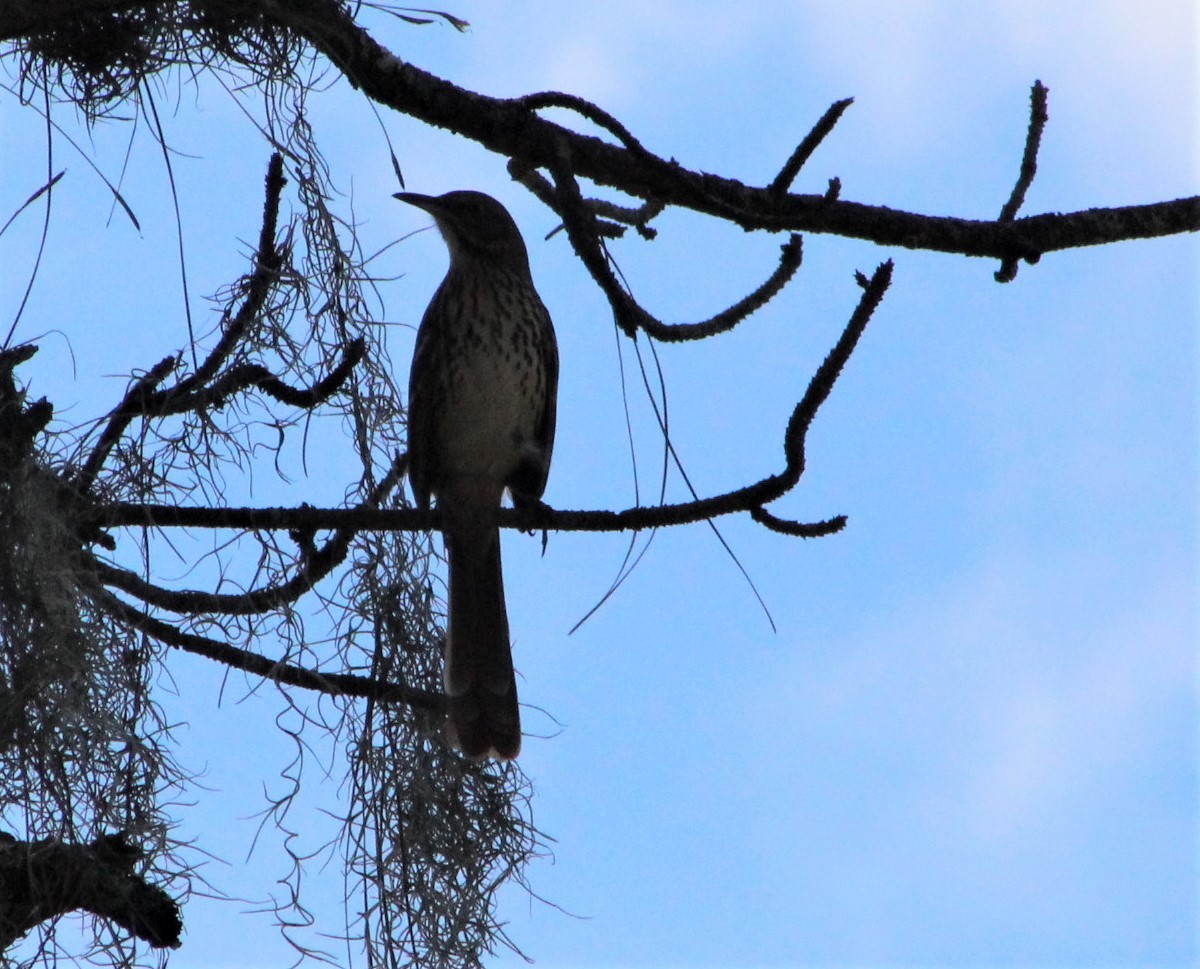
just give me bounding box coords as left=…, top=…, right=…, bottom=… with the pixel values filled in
left=444, top=519, right=521, bottom=759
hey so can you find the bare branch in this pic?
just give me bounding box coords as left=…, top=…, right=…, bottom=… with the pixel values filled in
left=511, top=161, right=663, bottom=240
left=750, top=507, right=847, bottom=537
left=153, top=335, right=366, bottom=414
left=999, top=81, right=1050, bottom=223
left=86, top=581, right=445, bottom=712
left=638, top=236, right=803, bottom=343
left=996, top=80, right=1051, bottom=282
left=77, top=154, right=293, bottom=494
left=528, top=153, right=806, bottom=341
left=254, top=0, right=1197, bottom=262
left=92, top=451, right=407, bottom=616
left=769, top=97, right=855, bottom=196
left=783, top=260, right=892, bottom=481
left=168, top=151, right=290, bottom=394
left=91, top=260, right=893, bottom=543
left=519, top=90, right=657, bottom=162
left=75, top=355, right=178, bottom=495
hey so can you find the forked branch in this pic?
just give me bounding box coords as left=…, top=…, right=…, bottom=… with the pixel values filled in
left=249, top=0, right=1197, bottom=264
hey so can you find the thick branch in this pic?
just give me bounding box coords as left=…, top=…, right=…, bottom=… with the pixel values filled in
left=2, top=2, right=1195, bottom=260
left=0, top=0, right=142, bottom=40
left=0, top=833, right=182, bottom=951
left=254, top=0, right=1197, bottom=261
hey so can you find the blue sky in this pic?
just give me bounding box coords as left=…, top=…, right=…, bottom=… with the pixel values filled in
left=1, top=2, right=1196, bottom=967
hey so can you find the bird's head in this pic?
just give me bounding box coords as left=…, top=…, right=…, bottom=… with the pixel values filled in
left=394, top=190, right=531, bottom=273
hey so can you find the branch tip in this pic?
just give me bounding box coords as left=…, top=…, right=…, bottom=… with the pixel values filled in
left=769, top=97, right=854, bottom=195
left=750, top=506, right=847, bottom=538
left=1009, top=80, right=1050, bottom=208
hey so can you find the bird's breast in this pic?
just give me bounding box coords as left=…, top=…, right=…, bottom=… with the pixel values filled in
left=414, top=267, right=554, bottom=488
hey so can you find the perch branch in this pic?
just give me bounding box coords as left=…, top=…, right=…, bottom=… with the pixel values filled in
left=92, top=452, right=407, bottom=616
left=93, top=261, right=893, bottom=538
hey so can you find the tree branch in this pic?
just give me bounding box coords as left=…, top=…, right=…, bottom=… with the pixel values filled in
left=0, top=0, right=144, bottom=41
left=0, top=832, right=182, bottom=951
left=769, top=96, right=855, bottom=196
left=3, top=2, right=1195, bottom=262
left=85, top=581, right=444, bottom=712
left=998, top=80, right=1050, bottom=223
left=89, top=260, right=892, bottom=542
left=92, top=451, right=408, bottom=616
left=995, top=80, right=1051, bottom=282
left=254, top=0, right=1197, bottom=263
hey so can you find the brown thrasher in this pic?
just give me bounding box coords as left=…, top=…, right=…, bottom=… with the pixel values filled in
left=396, top=190, right=558, bottom=760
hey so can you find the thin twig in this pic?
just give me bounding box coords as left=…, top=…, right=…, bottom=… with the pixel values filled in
left=87, top=581, right=444, bottom=712
left=996, top=80, right=1050, bottom=281
left=769, top=97, right=854, bottom=195
left=999, top=81, right=1049, bottom=223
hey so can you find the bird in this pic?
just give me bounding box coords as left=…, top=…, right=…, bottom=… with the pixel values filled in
left=396, top=190, right=558, bottom=760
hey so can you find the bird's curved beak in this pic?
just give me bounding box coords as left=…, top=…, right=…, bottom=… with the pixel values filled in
left=394, top=192, right=436, bottom=212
